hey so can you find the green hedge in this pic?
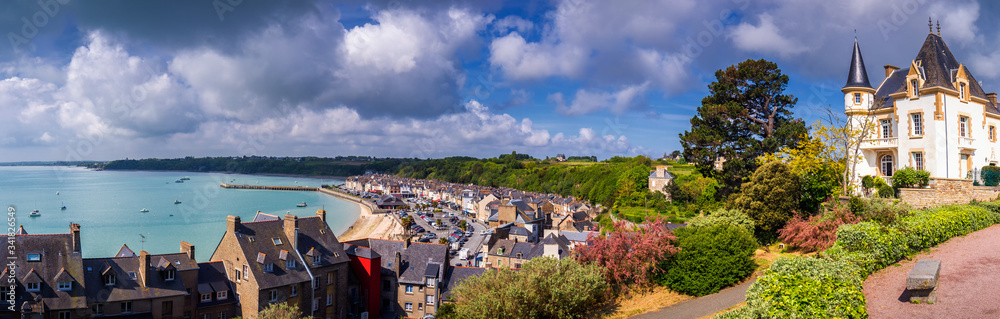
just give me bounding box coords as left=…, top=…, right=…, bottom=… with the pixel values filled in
left=715, top=256, right=867, bottom=318
left=657, top=224, right=757, bottom=296
left=718, top=202, right=1000, bottom=318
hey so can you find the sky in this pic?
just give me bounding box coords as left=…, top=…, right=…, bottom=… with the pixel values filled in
left=0, top=0, right=997, bottom=162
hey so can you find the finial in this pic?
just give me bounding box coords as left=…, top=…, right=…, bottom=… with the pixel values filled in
left=854, top=29, right=857, bottom=41
left=937, top=20, right=941, bottom=35
left=929, top=17, right=933, bottom=33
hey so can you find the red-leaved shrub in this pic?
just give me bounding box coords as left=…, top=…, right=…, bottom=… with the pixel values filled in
left=576, top=218, right=679, bottom=288
left=778, top=205, right=861, bottom=252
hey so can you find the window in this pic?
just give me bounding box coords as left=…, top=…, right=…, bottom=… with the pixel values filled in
left=313, top=298, right=320, bottom=311
left=286, top=259, right=295, bottom=270
left=26, top=282, right=39, bottom=292
left=426, top=295, right=435, bottom=305
left=104, top=273, right=115, bottom=286
left=312, top=255, right=321, bottom=265
left=426, top=277, right=435, bottom=288
left=383, top=280, right=391, bottom=292
left=272, top=238, right=282, bottom=245
left=235, top=270, right=241, bottom=282
left=219, top=311, right=227, bottom=319
left=121, top=301, right=132, bottom=313
left=912, top=113, right=923, bottom=135
left=163, top=301, right=173, bottom=316
left=165, top=269, right=175, bottom=281
left=960, top=82, right=967, bottom=100
left=913, top=152, right=924, bottom=171
left=881, top=155, right=894, bottom=177
left=92, top=304, right=104, bottom=315
left=854, top=93, right=861, bottom=104
left=961, top=116, right=969, bottom=137
left=27, top=253, right=40, bottom=261
left=881, top=119, right=891, bottom=138
left=313, top=280, right=319, bottom=289
left=217, top=291, right=228, bottom=300
left=290, top=285, right=298, bottom=297
left=202, top=314, right=210, bottom=319
left=129, top=272, right=136, bottom=279
left=58, top=281, right=71, bottom=291
left=201, top=293, right=212, bottom=302
left=263, top=263, right=273, bottom=273
left=405, top=285, right=413, bottom=294
left=991, top=126, right=996, bottom=141
left=327, top=272, right=334, bottom=285
left=243, top=265, right=248, bottom=279
left=327, top=294, right=333, bottom=306
left=59, top=312, right=70, bottom=319
left=405, top=302, right=413, bottom=312
left=269, top=290, right=278, bottom=302
left=911, top=79, right=919, bottom=96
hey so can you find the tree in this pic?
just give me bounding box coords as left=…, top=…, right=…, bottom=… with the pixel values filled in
left=728, top=161, right=801, bottom=242
left=575, top=218, right=679, bottom=288
left=657, top=224, right=757, bottom=296
left=234, top=303, right=302, bottom=319
left=680, top=59, right=807, bottom=197
left=449, top=257, right=608, bottom=319
left=758, top=122, right=845, bottom=214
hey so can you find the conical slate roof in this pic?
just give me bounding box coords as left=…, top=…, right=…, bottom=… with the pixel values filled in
left=844, top=40, right=872, bottom=89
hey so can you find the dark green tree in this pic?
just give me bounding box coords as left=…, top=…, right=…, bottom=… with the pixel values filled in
left=679, top=59, right=807, bottom=197
left=728, top=161, right=801, bottom=243
left=657, top=223, right=757, bottom=296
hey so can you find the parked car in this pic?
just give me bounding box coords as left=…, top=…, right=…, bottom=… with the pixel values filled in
left=465, top=231, right=473, bottom=237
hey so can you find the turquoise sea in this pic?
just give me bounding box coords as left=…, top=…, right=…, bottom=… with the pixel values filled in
left=0, top=166, right=360, bottom=262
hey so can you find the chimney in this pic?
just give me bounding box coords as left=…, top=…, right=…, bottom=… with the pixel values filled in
left=316, top=209, right=326, bottom=222
left=69, top=223, right=81, bottom=253
left=543, top=242, right=558, bottom=258
left=226, top=215, right=241, bottom=234
left=393, top=252, right=401, bottom=278
left=284, top=214, right=298, bottom=250
left=180, top=241, right=195, bottom=261
left=656, top=166, right=666, bottom=177
left=138, top=250, right=150, bottom=288
left=884, top=65, right=900, bottom=78
left=988, top=93, right=998, bottom=106
left=404, top=236, right=411, bottom=249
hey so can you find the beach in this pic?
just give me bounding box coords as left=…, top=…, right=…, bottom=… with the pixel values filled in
left=326, top=189, right=404, bottom=242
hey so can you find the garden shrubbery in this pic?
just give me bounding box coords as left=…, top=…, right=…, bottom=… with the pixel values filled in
left=778, top=204, right=861, bottom=252
left=684, top=208, right=755, bottom=235
left=657, top=224, right=757, bottom=296
left=891, top=167, right=930, bottom=188
left=717, top=256, right=867, bottom=318
left=982, top=165, right=1000, bottom=186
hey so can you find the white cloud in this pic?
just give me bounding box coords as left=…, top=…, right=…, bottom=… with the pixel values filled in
left=493, top=16, right=533, bottom=34
left=552, top=83, right=650, bottom=116
left=489, top=32, right=585, bottom=79
left=930, top=1, right=980, bottom=45
left=729, top=13, right=809, bottom=57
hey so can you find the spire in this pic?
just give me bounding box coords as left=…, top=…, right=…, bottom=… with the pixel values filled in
left=844, top=40, right=872, bottom=89
left=936, top=20, right=941, bottom=35
left=929, top=17, right=933, bottom=33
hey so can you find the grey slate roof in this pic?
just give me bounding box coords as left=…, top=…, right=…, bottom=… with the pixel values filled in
left=81, top=253, right=191, bottom=304
left=253, top=211, right=280, bottom=222
left=649, top=170, right=674, bottom=179
left=116, top=244, right=136, bottom=258
left=231, top=216, right=349, bottom=290
left=0, top=231, right=87, bottom=312
left=195, top=261, right=238, bottom=308
left=345, top=238, right=448, bottom=285
left=440, top=267, right=487, bottom=299
left=845, top=40, right=873, bottom=89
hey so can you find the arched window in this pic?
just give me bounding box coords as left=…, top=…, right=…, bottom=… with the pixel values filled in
left=881, top=155, right=894, bottom=177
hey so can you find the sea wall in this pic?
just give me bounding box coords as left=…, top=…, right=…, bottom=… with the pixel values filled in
left=317, top=187, right=382, bottom=214
left=898, top=178, right=1000, bottom=209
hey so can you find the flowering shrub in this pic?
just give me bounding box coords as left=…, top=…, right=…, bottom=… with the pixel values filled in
left=576, top=218, right=679, bottom=288
left=778, top=206, right=861, bottom=252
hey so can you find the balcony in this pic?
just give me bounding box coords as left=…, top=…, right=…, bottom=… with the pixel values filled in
left=861, top=137, right=897, bottom=150
left=958, top=137, right=976, bottom=149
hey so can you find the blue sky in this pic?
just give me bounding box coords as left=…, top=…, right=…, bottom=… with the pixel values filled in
left=0, top=0, right=996, bottom=161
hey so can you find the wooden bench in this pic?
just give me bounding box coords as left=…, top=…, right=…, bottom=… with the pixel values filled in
left=906, top=259, right=941, bottom=303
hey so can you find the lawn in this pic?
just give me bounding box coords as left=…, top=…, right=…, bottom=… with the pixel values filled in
left=667, top=164, right=696, bottom=177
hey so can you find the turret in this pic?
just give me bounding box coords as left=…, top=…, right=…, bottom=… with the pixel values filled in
left=843, top=40, right=875, bottom=115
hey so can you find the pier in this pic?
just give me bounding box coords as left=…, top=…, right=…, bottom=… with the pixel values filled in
left=219, top=183, right=318, bottom=191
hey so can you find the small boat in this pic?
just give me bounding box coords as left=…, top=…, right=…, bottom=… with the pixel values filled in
left=56, top=191, right=59, bottom=195
left=169, top=214, right=174, bottom=217
left=140, top=208, right=149, bottom=213
left=296, top=202, right=307, bottom=207
left=180, top=177, right=190, bottom=180
left=30, top=210, right=40, bottom=217
left=175, top=179, right=184, bottom=183
left=174, top=200, right=182, bottom=204
left=61, top=202, right=66, bottom=210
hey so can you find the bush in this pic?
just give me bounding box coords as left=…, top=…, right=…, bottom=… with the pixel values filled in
left=576, top=218, right=679, bottom=288
left=982, top=165, right=1000, bottom=186
left=731, top=256, right=867, bottom=318
left=826, top=204, right=1000, bottom=277
left=892, top=167, right=930, bottom=188
left=729, top=162, right=801, bottom=243
left=685, top=208, right=755, bottom=235
left=876, top=184, right=895, bottom=198
left=848, top=196, right=864, bottom=214
left=657, top=224, right=757, bottom=296
left=852, top=197, right=912, bottom=225
left=778, top=204, right=861, bottom=252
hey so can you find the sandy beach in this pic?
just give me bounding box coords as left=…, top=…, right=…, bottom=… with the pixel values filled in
left=330, top=191, right=404, bottom=242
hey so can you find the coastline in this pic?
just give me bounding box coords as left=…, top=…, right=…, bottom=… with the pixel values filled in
left=318, top=188, right=403, bottom=242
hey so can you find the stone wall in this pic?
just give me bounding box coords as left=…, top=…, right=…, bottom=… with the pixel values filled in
left=898, top=178, right=1000, bottom=209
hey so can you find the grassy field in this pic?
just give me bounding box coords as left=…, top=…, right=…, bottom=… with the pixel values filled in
left=667, top=164, right=696, bottom=177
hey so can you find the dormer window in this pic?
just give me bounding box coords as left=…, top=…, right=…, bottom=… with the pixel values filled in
left=104, top=273, right=116, bottom=286
left=286, top=260, right=296, bottom=270
left=960, top=82, right=967, bottom=100
left=201, top=293, right=211, bottom=303
left=26, top=282, right=40, bottom=292
left=312, top=255, right=320, bottom=265
left=164, top=269, right=175, bottom=281
left=58, top=281, right=71, bottom=291
left=217, top=291, right=228, bottom=300
left=911, top=79, right=919, bottom=97
left=272, top=238, right=282, bottom=246
left=426, top=277, right=435, bottom=287
left=263, top=263, right=274, bottom=273
left=27, top=253, right=40, bottom=262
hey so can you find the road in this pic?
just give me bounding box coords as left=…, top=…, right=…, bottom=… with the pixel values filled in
left=396, top=202, right=489, bottom=267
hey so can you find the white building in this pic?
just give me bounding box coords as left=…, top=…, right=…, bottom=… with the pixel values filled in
left=844, top=27, right=999, bottom=184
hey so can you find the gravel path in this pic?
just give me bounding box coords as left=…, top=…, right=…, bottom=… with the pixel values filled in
left=632, top=277, right=755, bottom=319
left=864, top=223, right=1000, bottom=318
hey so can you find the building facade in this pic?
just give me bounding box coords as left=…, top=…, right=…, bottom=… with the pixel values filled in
left=845, top=29, right=1000, bottom=184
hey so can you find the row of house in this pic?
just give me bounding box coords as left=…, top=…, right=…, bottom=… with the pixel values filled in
left=4, top=208, right=487, bottom=319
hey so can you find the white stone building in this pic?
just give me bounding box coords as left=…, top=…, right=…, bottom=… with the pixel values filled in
left=844, top=28, right=1000, bottom=185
